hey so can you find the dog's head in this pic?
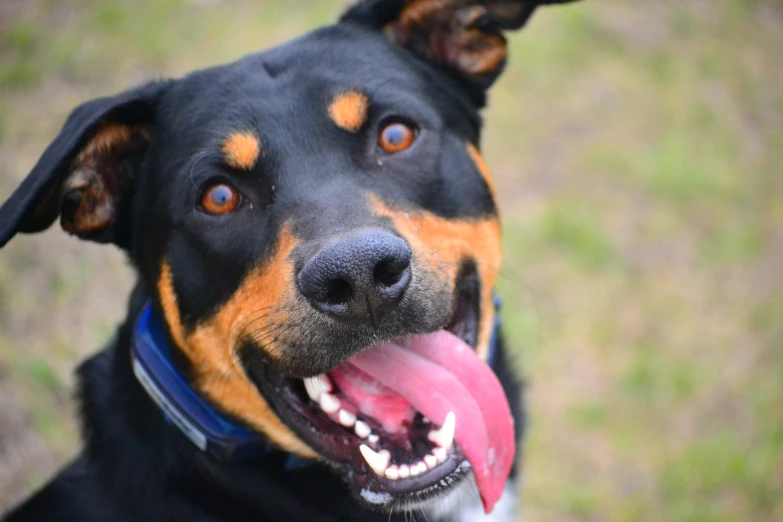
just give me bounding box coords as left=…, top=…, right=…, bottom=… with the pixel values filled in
left=0, top=0, right=578, bottom=514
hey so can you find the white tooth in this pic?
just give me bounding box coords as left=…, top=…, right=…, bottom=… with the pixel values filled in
left=427, top=411, right=456, bottom=449
left=354, top=420, right=371, bottom=439
left=433, top=446, right=447, bottom=463
left=338, top=409, right=357, bottom=427
left=359, top=445, right=390, bottom=475
left=319, top=393, right=340, bottom=414
left=412, top=462, right=427, bottom=476
left=398, top=464, right=410, bottom=478
left=368, top=434, right=379, bottom=445
left=304, top=377, right=322, bottom=401
left=317, top=374, right=333, bottom=393
left=424, top=454, right=437, bottom=469
left=384, top=465, right=400, bottom=480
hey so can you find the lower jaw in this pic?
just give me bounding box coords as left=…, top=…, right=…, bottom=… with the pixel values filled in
left=248, top=357, right=473, bottom=507
left=355, top=458, right=473, bottom=511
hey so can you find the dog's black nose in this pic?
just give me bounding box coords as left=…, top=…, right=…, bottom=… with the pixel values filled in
left=297, top=228, right=412, bottom=326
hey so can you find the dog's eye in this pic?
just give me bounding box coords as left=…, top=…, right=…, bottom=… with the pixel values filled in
left=200, top=183, right=241, bottom=215
left=378, top=121, right=416, bottom=154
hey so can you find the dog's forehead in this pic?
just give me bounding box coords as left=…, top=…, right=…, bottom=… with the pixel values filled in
left=160, top=25, right=474, bottom=149
left=259, top=24, right=426, bottom=86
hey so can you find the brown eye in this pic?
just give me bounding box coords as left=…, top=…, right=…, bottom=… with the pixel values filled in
left=379, top=122, right=416, bottom=154
left=201, top=183, right=240, bottom=215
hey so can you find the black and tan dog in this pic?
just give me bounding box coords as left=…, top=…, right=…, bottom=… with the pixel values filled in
left=0, top=1, right=580, bottom=520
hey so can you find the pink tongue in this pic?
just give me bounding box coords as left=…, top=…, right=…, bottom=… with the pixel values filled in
left=329, top=364, right=416, bottom=432
left=347, top=330, right=515, bottom=514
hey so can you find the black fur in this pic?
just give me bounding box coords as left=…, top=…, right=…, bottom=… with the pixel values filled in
left=0, top=2, right=582, bottom=520
left=3, top=284, right=523, bottom=522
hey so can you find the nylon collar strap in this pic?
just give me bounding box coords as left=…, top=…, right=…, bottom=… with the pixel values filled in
left=131, top=296, right=502, bottom=463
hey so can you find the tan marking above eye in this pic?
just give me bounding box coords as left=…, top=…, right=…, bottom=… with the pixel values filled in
left=156, top=226, right=315, bottom=458
left=368, top=196, right=502, bottom=360
left=222, top=132, right=261, bottom=170
left=328, top=90, right=369, bottom=132
left=465, top=142, right=496, bottom=198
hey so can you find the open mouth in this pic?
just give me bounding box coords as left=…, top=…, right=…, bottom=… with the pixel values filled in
left=244, top=269, right=514, bottom=513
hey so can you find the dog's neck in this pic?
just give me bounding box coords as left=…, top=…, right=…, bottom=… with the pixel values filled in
left=72, top=283, right=520, bottom=522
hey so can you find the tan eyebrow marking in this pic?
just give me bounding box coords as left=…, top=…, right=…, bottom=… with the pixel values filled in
left=328, top=90, right=369, bottom=132
left=222, top=132, right=261, bottom=170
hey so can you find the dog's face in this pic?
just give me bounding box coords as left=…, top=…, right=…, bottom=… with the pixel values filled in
left=0, top=0, right=579, bottom=514
left=149, top=22, right=501, bottom=376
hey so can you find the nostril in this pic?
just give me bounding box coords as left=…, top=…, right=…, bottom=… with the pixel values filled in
left=324, top=278, right=353, bottom=305
left=373, top=259, right=406, bottom=289
left=298, top=228, right=412, bottom=319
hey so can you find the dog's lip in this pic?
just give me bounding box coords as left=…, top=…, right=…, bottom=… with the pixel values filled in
left=243, top=274, right=482, bottom=508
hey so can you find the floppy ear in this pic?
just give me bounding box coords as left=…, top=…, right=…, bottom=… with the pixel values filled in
left=342, top=0, right=580, bottom=92
left=0, top=80, right=172, bottom=249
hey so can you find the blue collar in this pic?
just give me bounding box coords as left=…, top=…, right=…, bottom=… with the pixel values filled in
left=131, top=304, right=270, bottom=461
left=131, top=296, right=502, bottom=463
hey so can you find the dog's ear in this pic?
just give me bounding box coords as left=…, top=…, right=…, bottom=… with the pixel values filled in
left=0, top=80, right=172, bottom=248
left=342, top=0, right=579, bottom=93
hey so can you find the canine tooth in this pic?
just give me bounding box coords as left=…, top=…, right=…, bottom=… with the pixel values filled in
left=427, top=411, right=456, bottom=449
left=354, top=420, right=371, bottom=439
left=424, top=454, right=437, bottom=469
left=316, top=374, right=333, bottom=393
left=411, top=462, right=427, bottom=476
left=319, top=393, right=340, bottom=414
left=338, top=409, right=357, bottom=427
left=384, top=465, right=400, bottom=480
left=303, top=377, right=322, bottom=401
left=433, top=446, right=447, bottom=463
left=368, top=434, right=379, bottom=445
left=304, top=374, right=332, bottom=402
left=398, top=464, right=410, bottom=478
left=359, top=445, right=390, bottom=475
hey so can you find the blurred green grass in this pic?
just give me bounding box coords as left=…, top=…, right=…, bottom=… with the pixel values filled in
left=0, top=0, right=781, bottom=520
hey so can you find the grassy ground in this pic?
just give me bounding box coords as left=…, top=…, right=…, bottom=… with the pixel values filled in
left=1, top=0, right=781, bottom=520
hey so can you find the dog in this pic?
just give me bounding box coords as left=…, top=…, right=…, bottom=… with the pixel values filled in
left=0, top=1, right=581, bottom=520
